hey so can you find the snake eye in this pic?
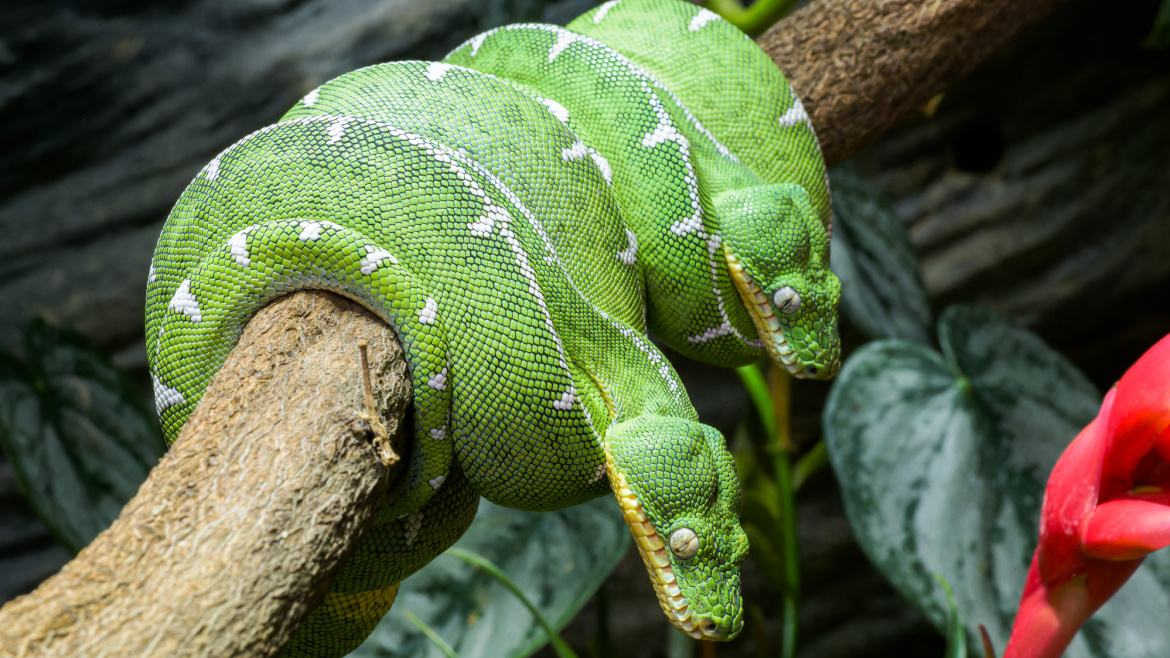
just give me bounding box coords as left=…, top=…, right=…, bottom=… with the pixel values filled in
left=668, top=527, right=700, bottom=560
left=772, top=286, right=801, bottom=314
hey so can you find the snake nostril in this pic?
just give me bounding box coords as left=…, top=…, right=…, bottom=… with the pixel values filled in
left=808, top=366, right=818, bottom=376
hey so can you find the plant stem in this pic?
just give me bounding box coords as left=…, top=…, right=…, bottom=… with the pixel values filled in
left=401, top=608, right=459, bottom=658
left=445, top=548, right=579, bottom=658
left=767, top=364, right=800, bottom=658
left=735, top=364, right=802, bottom=656
left=591, top=581, right=612, bottom=658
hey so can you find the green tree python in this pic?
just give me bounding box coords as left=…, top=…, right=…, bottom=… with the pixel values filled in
left=144, top=0, right=840, bottom=653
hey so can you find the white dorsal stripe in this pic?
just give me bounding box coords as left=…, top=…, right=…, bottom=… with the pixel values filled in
left=360, top=245, right=396, bottom=275
left=537, top=97, right=571, bottom=124
left=588, top=462, right=607, bottom=484
left=553, top=385, right=577, bottom=410
left=427, top=367, right=448, bottom=390
left=168, top=280, right=202, bottom=322
left=192, top=110, right=684, bottom=413
left=326, top=117, right=351, bottom=144
left=588, top=148, right=613, bottom=184
left=593, top=0, right=621, bottom=23
left=689, top=8, right=721, bottom=31
left=424, top=62, right=454, bottom=81
left=687, top=320, right=732, bottom=344
left=548, top=30, right=579, bottom=62
left=298, top=221, right=322, bottom=241
left=228, top=225, right=256, bottom=267
left=561, top=140, right=587, bottom=161
left=152, top=373, right=185, bottom=415
left=404, top=511, right=423, bottom=545
left=617, top=228, right=638, bottom=264
left=469, top=32, right=488, bottom=56
left=594, top=0, right=622, bottom=22
left=777, top=97, right=809, bottom=127
left=468, top=214, right=495, bottom=236
left=500, top=25, right=738, bottom=161
left=419, top=297, right=438, bottom=325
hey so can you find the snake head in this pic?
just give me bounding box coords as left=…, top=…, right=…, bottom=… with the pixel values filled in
left=604, top=415, right=747, bottom=640
left=718, top=183, right=842, bottom=379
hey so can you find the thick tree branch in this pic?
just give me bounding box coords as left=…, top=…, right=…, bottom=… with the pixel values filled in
left=0, top=0, right=1069, bottom=654
left=0, top=291, right=408, bottom=657
left=759, top=0, right=1066, bottom=165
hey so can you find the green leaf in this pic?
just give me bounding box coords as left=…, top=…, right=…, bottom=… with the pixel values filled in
left=0, top=320, right=165, bottom=553
left=352, top=496, right=629, bottom=658
left=828, top=163, right=932, bottom=343
left=824, top=305, right=1170, bottom=656
left=790, top=441, right=827, bottom=492
left=1144, top=0, right=1170, bottom=49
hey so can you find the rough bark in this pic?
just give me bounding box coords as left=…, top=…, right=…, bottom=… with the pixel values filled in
left=0, top=291, right=408, bottom=657
left=0, top=0, right=1075, bottom=655
left=848, top=0, right=1170, bottom=387
left=760, top=0, right=1067, bottom=165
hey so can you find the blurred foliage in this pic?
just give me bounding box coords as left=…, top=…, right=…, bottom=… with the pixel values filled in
left=354, top=498, right=626, bottom=658
left=0, top=319, right=164, bottom=553
left=829, top=163, right=933, bottom=344
left=1144, top=0, right=1170, bottom=49
left=702, top=0, right=799, bottom=35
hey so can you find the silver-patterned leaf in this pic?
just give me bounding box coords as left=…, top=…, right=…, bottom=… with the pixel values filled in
left=829, top=163, right=932, bottom=344
left=352, top=495, right=629, bottom=658
left=0, top=320, right=164, bottom=553
left=824, top=304, right=1170, bottom=656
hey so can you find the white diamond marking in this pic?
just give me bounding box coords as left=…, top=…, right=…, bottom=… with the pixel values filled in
left=360, top=245, right=396, bottom=275
left=168, top=280, right=202, bottom=322
left=427, top=367, right=448, bottom=391
left=689, top=8, right=721, bottom=31
left=419, top=297, right=438, bottom=325
left=152, top=373, right=185, bottom=415
left=553, top=386, right=576, bottom=410
left=777, top=97, right=810, bottom=127
left=326, top=117, right=351, bottom=144
left=424, top=62, right=454, bottom=81
left=561, top=140, right=587, bottom=162
left=617, top=228, right=638, bottom=264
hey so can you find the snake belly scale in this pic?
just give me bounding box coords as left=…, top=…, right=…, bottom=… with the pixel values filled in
left=145, top=0, right=841, bottom=653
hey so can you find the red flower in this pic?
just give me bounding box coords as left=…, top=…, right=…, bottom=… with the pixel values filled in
left=1004, top=334, right=1170, bottom=658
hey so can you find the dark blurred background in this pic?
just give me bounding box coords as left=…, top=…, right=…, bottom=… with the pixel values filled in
left=1, top=0, right=1168, bottom=656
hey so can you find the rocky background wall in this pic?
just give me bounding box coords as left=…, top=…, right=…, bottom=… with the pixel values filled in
left=1, top=0, right=1167, bottom=656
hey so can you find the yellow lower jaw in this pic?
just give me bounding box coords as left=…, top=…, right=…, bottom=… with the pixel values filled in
left=723, top=247, right=803, bottom=376
left=604, top=452, right=720, bottom=640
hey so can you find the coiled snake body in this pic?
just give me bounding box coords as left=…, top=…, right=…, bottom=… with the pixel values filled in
left=145, top=0, right=840, bottom=653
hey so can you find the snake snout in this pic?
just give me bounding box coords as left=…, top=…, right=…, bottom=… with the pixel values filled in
left=700, top=618, right=721, bottom=637
left=795, top=358, right=840, bottom=381
left=693, top=614, right=740, bottom=641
